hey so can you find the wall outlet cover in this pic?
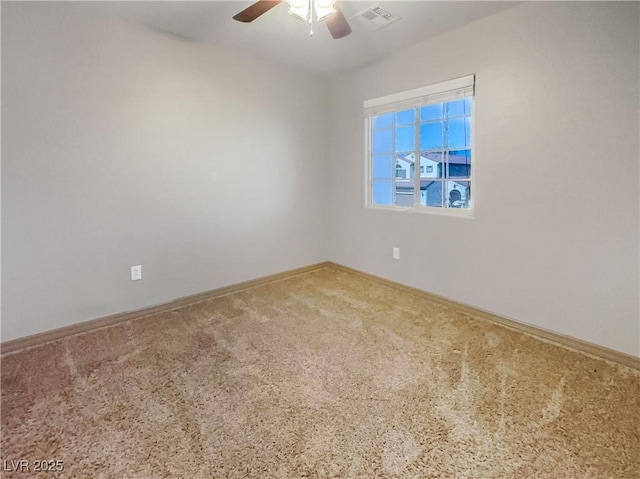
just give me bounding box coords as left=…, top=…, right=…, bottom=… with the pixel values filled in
left=131, top=265, right=142, bottom=281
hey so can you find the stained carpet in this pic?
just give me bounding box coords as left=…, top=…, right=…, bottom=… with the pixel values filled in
left=1, top=267, right=639, bottom=478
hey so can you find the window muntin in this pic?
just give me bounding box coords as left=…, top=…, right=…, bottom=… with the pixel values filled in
left=365, top=76, right=474, bottom=214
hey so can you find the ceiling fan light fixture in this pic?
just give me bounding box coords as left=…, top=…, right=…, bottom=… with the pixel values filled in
left=314, top=0, right=337, bottom=22
left=286, top=0, right=336, bottom=23
left=233, top=0, right=350, bottom=39
left=286, top=0, right=310, bottom=21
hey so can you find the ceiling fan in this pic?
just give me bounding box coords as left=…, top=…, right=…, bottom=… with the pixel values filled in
left=233, top=0, right=352, bottom=39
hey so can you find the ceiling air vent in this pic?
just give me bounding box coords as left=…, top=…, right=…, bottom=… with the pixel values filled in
left=352, top=4, right=402, bottom=31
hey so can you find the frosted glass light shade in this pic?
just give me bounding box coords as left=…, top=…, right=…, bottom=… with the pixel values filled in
left=287, top=0, right=310, bottom=21
left=314, top=0, right=337, bottom=21
left=286, top=0, right=336, bottom=22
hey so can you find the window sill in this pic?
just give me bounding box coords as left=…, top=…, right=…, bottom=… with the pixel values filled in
left=365, top=205, right=475, bottom=219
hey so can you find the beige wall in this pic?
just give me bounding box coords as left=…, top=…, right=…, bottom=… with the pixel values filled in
left=326, top=1, right=640, bottom=356
left=1, top=2, right=327, bottom=341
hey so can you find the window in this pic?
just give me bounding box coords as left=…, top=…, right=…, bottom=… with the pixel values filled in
left=365, top=75, right=474, bottom=214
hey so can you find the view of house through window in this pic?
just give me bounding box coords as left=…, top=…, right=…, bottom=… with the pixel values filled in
left=365, top=76, right=474, bottom=213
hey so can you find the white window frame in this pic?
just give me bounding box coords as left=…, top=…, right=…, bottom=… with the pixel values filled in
left=364, top=75, right=475, bottom=218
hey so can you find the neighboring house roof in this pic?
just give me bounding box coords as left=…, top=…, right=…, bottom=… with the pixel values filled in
left=396, top=179, right=469, bottom=190
left=396, top=152, right=470, bottom=166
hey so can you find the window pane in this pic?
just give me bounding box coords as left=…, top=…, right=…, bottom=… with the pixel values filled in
left=396, top=126, right=414, bottom=152
left=446, top=99, right=466, bottom=117
left=372, top=180, right=393, bottom=206
left=395, top=180, right=414, bottom=207
left=396, top=109, right=415, bottom=125
left=448, top=150, right=471, bottom=178
left=447, top=118, right=470, bottom=149
left=420, top=152, right=443, bottom=178
left=373, top=128, right=393, bottom=154
left=373, top=113, right=393, bottom=129
left=395, top=155, right=414, bottom=180
left=465, top=117, right=472, bottom=147
left=420, top=103, right=443, bottom=121
left=420, top=122, right=443, bottom=150
left=420, top=180, right=443, bottom=208
left=447, top=181, right=471, bottom=209
left=373, top=154, right=394, bottom=179
left=464, top=98, right=472, bottom=115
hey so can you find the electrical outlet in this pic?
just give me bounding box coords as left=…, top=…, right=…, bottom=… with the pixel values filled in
left=131, top=265, right=142, bottom=281
left=392, top=247, right=400, bottom=260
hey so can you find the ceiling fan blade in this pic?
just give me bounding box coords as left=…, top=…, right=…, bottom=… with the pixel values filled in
left=233, top=1, right=282, bottom=23
left=326, top=7, right=352, bottom=39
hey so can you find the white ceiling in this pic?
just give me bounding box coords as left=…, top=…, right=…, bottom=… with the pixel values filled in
left=91, top=1, right=519, bottom=76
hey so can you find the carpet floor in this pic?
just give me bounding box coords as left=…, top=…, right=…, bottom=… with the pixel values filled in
left=1, top=267, right=639, bottom=478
